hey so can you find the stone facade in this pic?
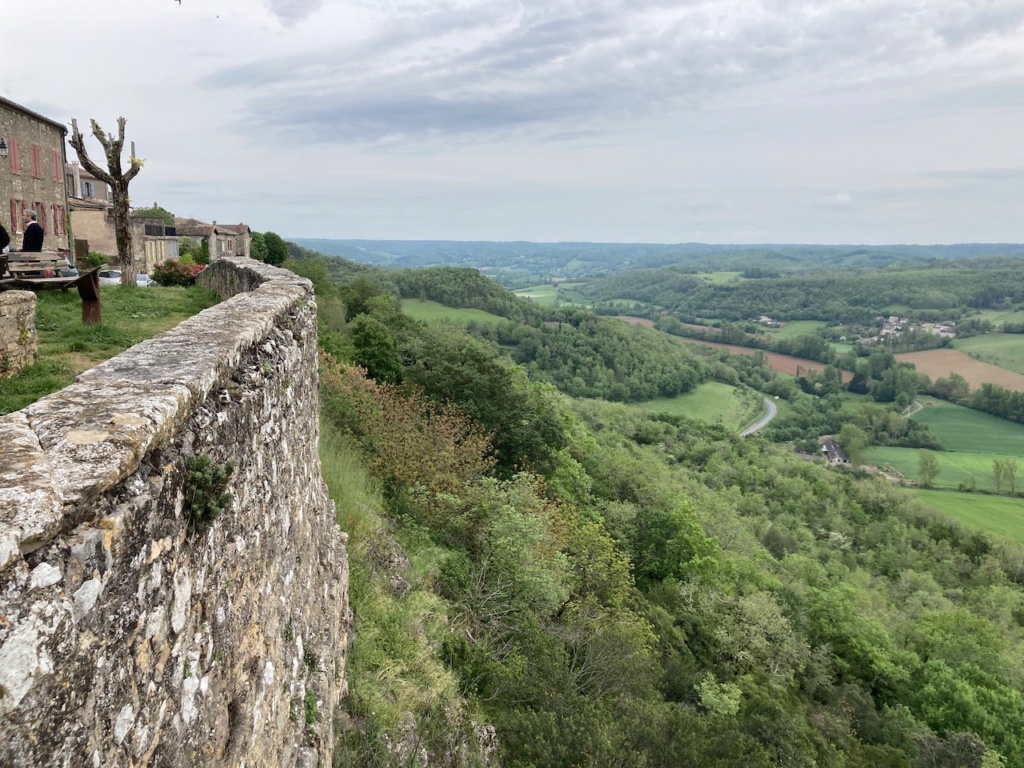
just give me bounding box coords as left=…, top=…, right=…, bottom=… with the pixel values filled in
left=0, top=97, right=70, bottom=252
left=0, top=291, right=36, bottom=377
left=0, top=258, right=349, bottom=767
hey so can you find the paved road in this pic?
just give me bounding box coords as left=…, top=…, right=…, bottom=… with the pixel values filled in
left=741, top=397, right=778, bottom=436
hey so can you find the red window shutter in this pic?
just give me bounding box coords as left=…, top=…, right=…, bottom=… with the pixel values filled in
left=10, top=138, right=19, bottom=174
left=31, top=145, right=40, bottom=178
left=9, top=200, right=15, bottom=231
left=52, top=150, right=61, bottom=181
left=52, top=204, right=58, bottom=233
left=35, top=202, right=44, bottom=232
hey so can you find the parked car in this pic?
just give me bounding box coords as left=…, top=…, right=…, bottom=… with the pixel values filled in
left=98, top=270, right=122, bottom=285
left=136, top=273, right=154, bottom=287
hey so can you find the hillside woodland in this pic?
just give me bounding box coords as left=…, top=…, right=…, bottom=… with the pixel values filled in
left=282, top=251, right=1024, bottom=768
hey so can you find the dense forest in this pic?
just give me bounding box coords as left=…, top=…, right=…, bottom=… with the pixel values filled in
left=282, top=249, right=1024, bottom=768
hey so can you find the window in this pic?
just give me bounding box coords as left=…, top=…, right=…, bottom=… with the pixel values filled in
left=52, top=150, right=61, bottom=182
left=34, top=202, right=45, bottom=232
left=31, top=145, right=41, bottom=178
left=10, top=137, right=20, bottom=174
left=9, top=200, right=16, bottom=232
left=81, top=180, right=95, bottom=198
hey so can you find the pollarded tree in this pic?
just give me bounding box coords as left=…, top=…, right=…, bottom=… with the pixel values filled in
left=69, top=117, right=143, bottom=284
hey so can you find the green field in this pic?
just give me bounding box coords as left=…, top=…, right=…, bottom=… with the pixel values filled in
left=631, top=381, right=763, bottom=431
left=974, top=308, right=1024, bottom=327
left=830, top=342, right=855, bottom=355
left=698, top=271, right=744, bottom=285
left=953, top=334, right=1024, bottom=375
left=912, top=489, right=1024, bottom=544
left=400, top=299, right=505, bottom=325
left=864, top=446, right=1023, bottom=492
left=763, top=320, right=828, bottom=339
left=513, top=285, right=558, bottom=305
left=910, top=399, right=1024, bottom=454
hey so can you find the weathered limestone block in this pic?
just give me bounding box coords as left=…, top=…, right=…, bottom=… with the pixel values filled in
left=0, top=290, right=37, bottom=377
left=0, top=257, right=349, bottom=767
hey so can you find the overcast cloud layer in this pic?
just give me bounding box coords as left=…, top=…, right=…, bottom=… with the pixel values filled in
left=3, top=0, right=1023, bottom=244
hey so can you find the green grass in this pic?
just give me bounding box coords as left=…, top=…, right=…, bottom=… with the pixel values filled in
left=953, top=334, right=1024, bottom=375
left=513, top=285, right=558, bottom=305
left=974, top=308, right=1024, bottom=327
left=829, top=342, right=855, bottom=355
left=698, top=271, right=744, bottom=285
left=912, top=489, right=1024, bottom=545
left=1, top=285, right=219, bottom=414
left=632, top=381, right=763, bottom=431
left=763, top=320, right=828, bottom=339
left=399, top=298, right=505, bottom=325
left=910, top=399, right=1024, bottom=454
left=864, top=446, right=1023, bottom=492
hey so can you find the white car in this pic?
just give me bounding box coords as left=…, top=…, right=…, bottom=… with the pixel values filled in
left=136, top=273, right=154, bottom=287
left=98, top=269, right=122, bottom=285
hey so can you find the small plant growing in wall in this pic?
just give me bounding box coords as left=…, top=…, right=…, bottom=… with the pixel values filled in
left=183, top=454, right=235, bottom=535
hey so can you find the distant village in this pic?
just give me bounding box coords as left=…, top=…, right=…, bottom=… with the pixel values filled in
left=0, top=95, right=249, bottom=272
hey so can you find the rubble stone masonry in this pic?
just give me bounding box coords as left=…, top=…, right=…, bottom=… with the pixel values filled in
left=0, top=258, right=349, bottom=767
left=0, top=290, right=36, bottom=377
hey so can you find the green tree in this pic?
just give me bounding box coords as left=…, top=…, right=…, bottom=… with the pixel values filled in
left=250, top=231, right=268, bottom=262
left=132, top=203, right=174, bottom=225
left=263, top=231, right=288, bottom=265
left=919, top=450, right=940, bottom=488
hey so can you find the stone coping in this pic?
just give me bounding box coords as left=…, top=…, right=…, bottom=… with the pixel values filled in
left=0, top=258, right=313, bottom=572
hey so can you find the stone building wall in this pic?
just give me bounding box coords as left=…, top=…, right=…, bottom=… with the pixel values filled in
left=0, top=290, right=36, bottom=377
left=0, top=96, right=69, bottom=251
left=0, top=257, right=349, bottom=767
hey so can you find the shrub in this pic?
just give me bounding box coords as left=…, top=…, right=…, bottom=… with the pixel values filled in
left=82, top=251, right=109, bottom=269
left=153, top=260, right=205, bottom=286
left=183, top=455, right=234, bottom=535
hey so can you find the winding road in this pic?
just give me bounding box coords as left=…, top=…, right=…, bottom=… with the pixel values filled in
left=741, top=397, right=778, bottom=437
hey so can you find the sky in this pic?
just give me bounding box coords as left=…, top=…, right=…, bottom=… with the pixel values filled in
left=3, top=0, right=1023, bottom=245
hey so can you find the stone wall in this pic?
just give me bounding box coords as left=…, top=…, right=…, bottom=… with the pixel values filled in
left=0, top=290, right=36, bottom=377
left=0, top=257, right=349, bottom=767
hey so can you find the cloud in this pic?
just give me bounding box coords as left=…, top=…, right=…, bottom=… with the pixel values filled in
left=822, top=193, right=853, bottom=206
left=264, top=0, right=324, bottom=26
left=195, top=0, right=1024, bottom=146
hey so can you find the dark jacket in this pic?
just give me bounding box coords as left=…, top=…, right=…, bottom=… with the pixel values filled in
left=22, top=222, right=44, bottom=252
left=0, top=223, right=10, bottom=251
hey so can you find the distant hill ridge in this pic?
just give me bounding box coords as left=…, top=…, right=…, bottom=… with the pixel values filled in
left=289, top=238, right=1024, bottom=276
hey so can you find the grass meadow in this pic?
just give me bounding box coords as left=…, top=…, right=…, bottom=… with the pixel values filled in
left=399, top=298, right=505, bottom=325
left=512, top=284, right=559, bottom=305
left=697, top=271, right=744, bottom=284
left=763, top=320, right=828, bottom=339
left=954, top=333, right=1024, bottom=376
left=1, top=285, right=218, bottom=414
left=912, top=489, right=1024, bottom=545
left=632, top=381, right=764, bottom=431
left=975, top=308, right=1024, bottom=327
left=864, top=446, right=1021, bottom=492
left=911, top=399, right=1024, bottom=454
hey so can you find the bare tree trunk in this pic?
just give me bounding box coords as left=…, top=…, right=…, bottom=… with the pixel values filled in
left=68, top=118, right=142, bottom=285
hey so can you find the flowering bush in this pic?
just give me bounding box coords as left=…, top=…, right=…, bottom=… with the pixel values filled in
left=152, top=260, right=205, bottom=286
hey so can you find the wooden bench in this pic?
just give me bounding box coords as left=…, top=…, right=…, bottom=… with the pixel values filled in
left=0, top=252, right=102, bottom=324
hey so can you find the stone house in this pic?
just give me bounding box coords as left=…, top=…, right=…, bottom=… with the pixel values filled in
left=175, top=217, right=251, bottom=261
left=0, top=96, right=70, bottom=253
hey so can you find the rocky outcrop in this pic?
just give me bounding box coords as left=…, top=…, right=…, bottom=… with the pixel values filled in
left=0, top=258, right=349, bottom=767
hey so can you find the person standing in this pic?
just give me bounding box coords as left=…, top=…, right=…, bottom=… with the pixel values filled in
left=21, top=209, right=44, bottom=252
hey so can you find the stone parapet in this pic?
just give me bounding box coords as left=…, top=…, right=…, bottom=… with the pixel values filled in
left=0, top=290, right=37, bottom=377
left=0, top=257, right=348, bottom=767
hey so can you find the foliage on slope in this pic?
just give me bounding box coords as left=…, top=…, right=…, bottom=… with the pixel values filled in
left=294, top=252, right=1024, bottom=767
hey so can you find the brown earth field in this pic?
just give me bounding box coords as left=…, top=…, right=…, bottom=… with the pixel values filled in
left=896, top=349, right=1024, bottom=391
left=679, top=339, right=853, bottom=382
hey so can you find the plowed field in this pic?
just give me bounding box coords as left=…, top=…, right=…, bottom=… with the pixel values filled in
left=679, top=339, right=852, bottom=381
left=895, top=349, right=1024, bottom=391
